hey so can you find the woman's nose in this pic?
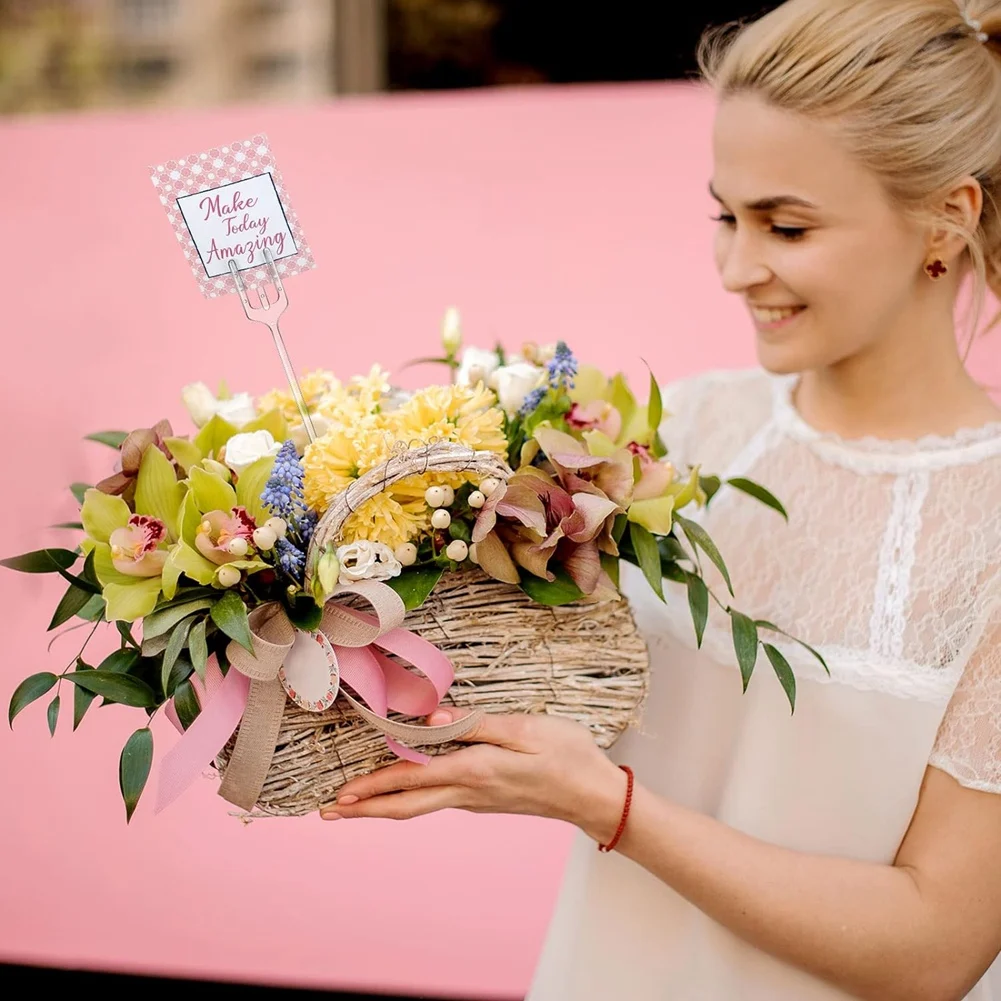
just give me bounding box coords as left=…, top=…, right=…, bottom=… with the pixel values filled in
left=717, top=230, right=772, bottom=293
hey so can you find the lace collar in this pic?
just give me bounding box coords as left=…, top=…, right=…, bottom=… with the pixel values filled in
left=771, top=375, right=1001, bottom=473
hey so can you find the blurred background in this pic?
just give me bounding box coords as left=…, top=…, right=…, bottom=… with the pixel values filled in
left=0, top=0, right=783, bottom=114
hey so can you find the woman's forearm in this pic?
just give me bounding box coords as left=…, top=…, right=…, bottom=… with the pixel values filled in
left=595, top=784, right=952, bottom=1001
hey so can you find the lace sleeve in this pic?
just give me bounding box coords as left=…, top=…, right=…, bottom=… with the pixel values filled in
left=929, top=603, right=1001, bottom=793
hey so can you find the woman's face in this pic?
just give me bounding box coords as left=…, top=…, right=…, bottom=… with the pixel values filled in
left=710, top=93, right=927, bottom=374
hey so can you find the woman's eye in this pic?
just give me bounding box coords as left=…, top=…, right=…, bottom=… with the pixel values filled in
left=772, top=226, right=806, bottom=240
left=710, top=213, right=736, bottom=225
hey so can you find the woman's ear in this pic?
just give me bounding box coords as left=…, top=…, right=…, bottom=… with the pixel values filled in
left=926, top=174, right=984, bottom=261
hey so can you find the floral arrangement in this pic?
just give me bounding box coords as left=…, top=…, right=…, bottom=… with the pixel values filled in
left=4, top=309, right=825, bottom=820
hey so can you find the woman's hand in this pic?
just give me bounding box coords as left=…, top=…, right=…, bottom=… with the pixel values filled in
left=319, top=707, right=629, bottom=844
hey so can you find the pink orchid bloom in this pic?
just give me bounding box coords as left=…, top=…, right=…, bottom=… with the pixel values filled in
left=109, top=515, right=168, bottom=577
left=567, top=400, right=622, bottom=441
left=96, top=419, right=177, bottom=505
left=532, top=425, right=634, bottom=509
left=629, top=441, right=676, bottom=501
left=472, top=469, right=621, bottom=594
left=195, top=506, right=257, bottom=565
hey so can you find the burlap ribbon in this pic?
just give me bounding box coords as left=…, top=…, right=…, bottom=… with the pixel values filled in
left=156, top=579, right=483, bottom=813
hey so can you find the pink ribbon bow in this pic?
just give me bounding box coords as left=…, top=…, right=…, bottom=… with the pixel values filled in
left=155, top=579, right=481, bottom=813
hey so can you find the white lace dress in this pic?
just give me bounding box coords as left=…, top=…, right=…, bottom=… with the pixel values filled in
left=526, top=368, right=1001, bottom=1001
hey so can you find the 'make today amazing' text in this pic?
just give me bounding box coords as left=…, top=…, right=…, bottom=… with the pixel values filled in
left=198, top=187, right=287, bottom=266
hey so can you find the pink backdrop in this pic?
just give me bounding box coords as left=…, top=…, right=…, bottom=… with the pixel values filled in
left=1, top=81, right=998, bottom=999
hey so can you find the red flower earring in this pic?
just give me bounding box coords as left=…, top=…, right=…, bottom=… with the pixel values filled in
left=925, top=259, right=948, bottom=280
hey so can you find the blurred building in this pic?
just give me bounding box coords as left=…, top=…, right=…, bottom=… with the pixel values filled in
left=0, top=0, right=387, bottom=113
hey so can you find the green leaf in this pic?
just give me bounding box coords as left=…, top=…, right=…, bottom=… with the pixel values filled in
left=55, top=548, right=102, bottom=596
left=193, top=414, right=239, bottom=461
left=674, top=514, right=733, bottom=596
left=385, top=565, right=444, bottom=611
left=161, top=617, right=194, bottom=696
left=210, top=591, right=255, bottom=654
left=77, top=593, right=106, bottom=622
left=164, top=653, right=194, bottom=700
left=70, top=483, right=91, bottom=505
left=600, top=551, right=620, bottom=590
left=142, top=597, right=214, bottom=640
left=447, top=519, right=472, bottom=543
left=188, top=616, right=208, bottom=680
left=628, top=521, right=665, bottom=602
left=235, top=454, right=276, bottom=525
left=172, top=679, right=201, bottom=731
left=699, top=475, right=722, bottom=504
left=685, top=573, right=709, bottom=647
left=119, top=727, right=153, bottom=823
left=763, top=643, right=796, bottom=713
left=646, top=364, right=663, bottom=433
left=134, top=445, right=184, bottom=541
left=80, top=488, right=130, bottom=544
left=48, top=581, right=96, bottom=630
left=1, top=548, right=78, bottom=574
left=163, top=436, right=203, bottom=474
left=63, top=670, right=157, bottom=708
left=729, top=610, right=759, bottom=692
left=116, top=621, right=141, bottom=651
left=755, top=619, right=830, bottom=676
left=189, top=465, right=237, bottom=515
left=72, top=661, right=96, bottom=730
left=85, top=430, right=128, bottom=449
left=52, top=522, right=84, bottom=530
left=727, top=477, right=788, bottom=521
left=285, top=594, right=323, bottom=631
left=9, top=672, right=58, bottom=727
left=519, top=567, right=586, bottom=606
left=611, top=513, right=628, bottom=544
left=46, top=694, right=60, bottom=736
left=98, top=649, right=140, bottom=674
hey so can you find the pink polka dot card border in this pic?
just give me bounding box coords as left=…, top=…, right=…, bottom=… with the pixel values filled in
left=149, top=134, right=316, bottom=299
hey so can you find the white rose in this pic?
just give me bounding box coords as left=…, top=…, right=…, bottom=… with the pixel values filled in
left=336, top=540, right=403, bottom=583
left=493, top=361, right=546, bottom=415
left=224, top=429, right=282, bottom=474
left=455, top=346, right=500, bottom=388
left=214, top=392, right=257, bottom=428
left=181, top=382, right=218, bottom=428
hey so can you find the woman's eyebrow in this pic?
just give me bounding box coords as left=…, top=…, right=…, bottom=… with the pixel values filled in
left=708, top=182, right=820, bottom=211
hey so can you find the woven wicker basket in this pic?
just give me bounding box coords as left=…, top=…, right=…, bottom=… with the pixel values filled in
left=215, top=442, right=650, bottom=817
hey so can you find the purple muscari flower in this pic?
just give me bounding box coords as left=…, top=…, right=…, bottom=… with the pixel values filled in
left=275, top=537, right=306, bottom=583
left=261, top=440, right=304, bottom=523
left=546, top=340, right=578, bottom=388
left=519, top=386, right=548, bottom=417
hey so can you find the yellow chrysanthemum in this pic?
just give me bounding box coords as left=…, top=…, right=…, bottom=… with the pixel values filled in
left=394, top=383, right=508, bottom=455
left=257, top=369, right=340, bottom=425
left=341, top=491, right=430, bottom=551
left=349, top=364, right=392, bottom=413
left=315, top=387, right=383, bottom=430
left=302, top=422, right=392, bottom=513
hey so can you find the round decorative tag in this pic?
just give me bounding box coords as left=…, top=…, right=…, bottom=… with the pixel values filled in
left=279, top=629, right=340, bottom=713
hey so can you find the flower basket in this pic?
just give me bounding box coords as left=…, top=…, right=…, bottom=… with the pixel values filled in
left=215, top=442, right=649, bottom=817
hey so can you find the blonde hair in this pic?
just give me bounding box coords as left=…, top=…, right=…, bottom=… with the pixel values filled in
left=698, top=0, right=1001, bottom=345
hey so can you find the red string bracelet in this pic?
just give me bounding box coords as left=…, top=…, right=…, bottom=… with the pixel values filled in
left=597, top=765, right=634, bottom=853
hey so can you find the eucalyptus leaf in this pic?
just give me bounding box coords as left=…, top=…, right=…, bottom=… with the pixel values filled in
left=729, top=610, right=759, bottom=692
left=172, top=679, right=201, bottom=731
left=72, top=661, right=96, bottom=730
left=685, top=573, right=709, bottom=648
left=46, top=694, right=60, bottom=736
left=1, top=548, right=78, bottom=574
left=165, top=654, right=194, bottom=699
left=119, top=727, right=153, bottom=823
left=84, top=431, right=128, bottom=449
left=188, top=616, right=208, bottom=680
left=646, top=365, right=663, bottom=433
left=76, top=593, right=106, bottom=622
left=674, top=514, right=733, bottom=595
left=142, top=598, right=214, bottom=640
left=48, top=582, right=95, bottom=630
left=755, top=619, right=830, bottom=676
left=51, top=522, right=84, bottom=531
left=63, top=670, right=157, bottom=708
left=8, top=672, right=58, bottom=727
left=70, top=483, right=91, bottom=505
left=97, top=649, right=140, bottom=674
left=699, top=475, right=722, bottom=504
left=628, top=521, right=665, bottom=602
left=141, top=632, right=170, bottom=658
left=385, top=565, right=444, bottom=611
left=116, top=620, right=140, bottom=650
left=210, top=591, right=255, bottom=654
left=161, top=617, right=194, bottom=696
left=727, top=477, right=788, bottom=521
left=763, top=643, right=796, bottom=713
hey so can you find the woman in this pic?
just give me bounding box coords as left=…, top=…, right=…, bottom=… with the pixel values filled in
left=320, top=2, right=1001, bottom=998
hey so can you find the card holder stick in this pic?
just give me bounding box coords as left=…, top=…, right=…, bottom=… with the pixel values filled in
left=228, top=249, right=317, bottom=443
